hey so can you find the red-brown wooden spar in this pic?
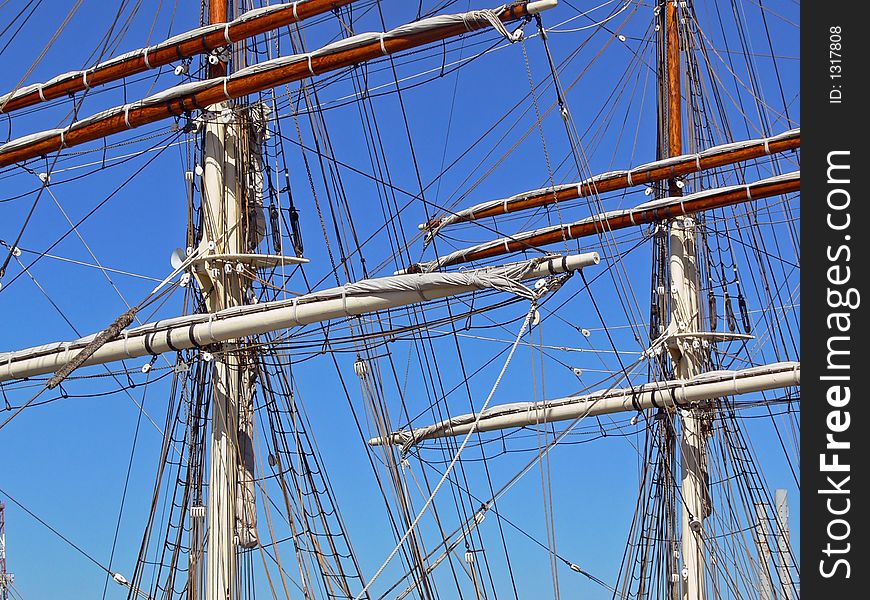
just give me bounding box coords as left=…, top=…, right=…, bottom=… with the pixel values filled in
left=422, top=129, right=800, bottom=239
left=0, top=1, right=554, bottom=169
left=208, top=0, right=230, bottom=78
left=406, top=171, right=799, bottom=272
left=0, top=0, right=359, bottom=114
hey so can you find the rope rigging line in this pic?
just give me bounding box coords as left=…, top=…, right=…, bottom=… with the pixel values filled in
left=0, top=0, right=801, bottom=595
left=0, top=486, right=116, bottom=577
left=0, top=130, right=184, bottom=294
left=354, top=295, right=541, bottom=598
left=0, top=0, right=146, bottom=287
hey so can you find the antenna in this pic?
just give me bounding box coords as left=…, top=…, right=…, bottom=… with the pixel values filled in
left=0, top=503, right=13, bottom=600
left=170, top=248, right=186, bottom=270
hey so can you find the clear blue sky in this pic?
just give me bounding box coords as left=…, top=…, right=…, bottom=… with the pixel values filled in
left=0, top=1, right=799, bottom=598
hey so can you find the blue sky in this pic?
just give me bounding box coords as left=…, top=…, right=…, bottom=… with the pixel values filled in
left=0, top=1, right=799, bottom=598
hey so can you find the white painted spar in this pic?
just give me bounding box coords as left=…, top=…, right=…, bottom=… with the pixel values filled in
left=368, top=362, right=800, bottom=446
left=0, top=252, right=599, bottom=382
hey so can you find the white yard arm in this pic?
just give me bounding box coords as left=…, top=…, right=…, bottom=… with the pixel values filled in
left=0, top=252, right=598, bottom=382
left=369, top=361, right=800, bottom=447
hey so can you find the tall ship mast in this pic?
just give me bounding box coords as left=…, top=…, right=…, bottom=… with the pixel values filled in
left=0, top=1, right=799, bottom=598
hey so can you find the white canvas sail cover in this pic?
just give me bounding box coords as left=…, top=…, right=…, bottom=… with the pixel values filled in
left=370, top=361, right=800, bottom=448
left=0, top=252, right=599, bottom=382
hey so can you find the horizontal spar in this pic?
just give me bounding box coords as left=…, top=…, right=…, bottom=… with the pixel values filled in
left=0, top=0, right=360, bottom=114
left=369, top=361, right=800, bottom=447
left=422, top=128, right=800, bottom=239
left=0, top=1, right=556, bottom=169
left=406, top=171, right=799, bottom=272
left=0, top=252, right=598, bottom=383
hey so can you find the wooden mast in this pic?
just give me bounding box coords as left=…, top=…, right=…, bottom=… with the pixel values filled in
left=201, top=1, right=248, bottom=598
left=663, top=2, right=707, bottom=599
left=208, top=0, right=229, bottom=78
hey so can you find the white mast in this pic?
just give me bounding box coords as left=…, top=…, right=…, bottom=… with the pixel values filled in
left=775, top=489, right=794, bottom=599
left=201, top=99, right=246, bottom=600
left=754, top=502, right=774, bottom=600
left=0, top=503, right=12, bottom=600
left=201, top=2, right=246, bottom=596
left=661, top=1, right=707, bottom=598
left=670, top=213, right=708, bottom=600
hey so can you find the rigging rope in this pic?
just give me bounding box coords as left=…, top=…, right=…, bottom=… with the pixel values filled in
left=354, top=297, right=540, bottom=598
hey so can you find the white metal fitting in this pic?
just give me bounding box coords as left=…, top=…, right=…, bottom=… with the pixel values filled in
left=353, top=358, right=368, bottom=378
left=527, top=0, right=558, bottom=15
